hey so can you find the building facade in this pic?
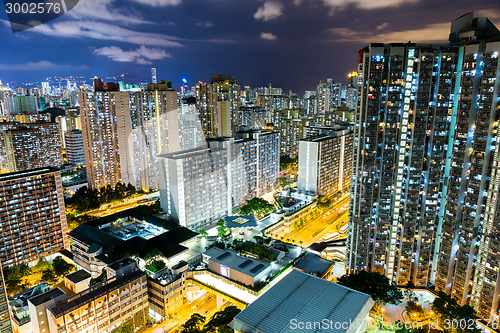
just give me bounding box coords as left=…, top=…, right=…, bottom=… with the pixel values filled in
left=195, top=75, right=240, bottom=139
left=347, top=14, right=500, bottom=315
left=46, top=270, right=148, bottom=333
left=347, top=42, right=460, bottom=287
left=79, top=79, right=179, bottom=191
left=0, top=167, right=68, bottom=267
left=64, top=130, right=85, bottom=166
left=298, top=127, right=353, bottom=198
left=159, top=130, right=279, bottom=230
left=2, top=122, right=63, bottom=172
left=434, top=14, right=500, bottom=322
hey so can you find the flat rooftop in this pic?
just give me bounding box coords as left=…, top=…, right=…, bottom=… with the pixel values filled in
left=204, top=247, right=271, bottom=278
left=49, top=270, right=145, bottom=318
left=69, top=208, right=197, bottom=264
left=0, top=167, right=59, bottom=182
left=28, top=288, right=66, bottom=307
left=231, top=269, right=374, bottom=333
left=65, top=270, right=91, bottom=284
left=293, top=252, right=335, bottom=276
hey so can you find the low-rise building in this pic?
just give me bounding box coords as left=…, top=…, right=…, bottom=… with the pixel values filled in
left=230, top=269, right=374, bottom=333
left=64, top=270, right=92, bottom=294
left=293, top=252, right=336, bottom=280
left=202, top=247, right=272, bottom=288
left=46, top=269, right=148, bottom=333
left=68, top=208, right=198, bottom=277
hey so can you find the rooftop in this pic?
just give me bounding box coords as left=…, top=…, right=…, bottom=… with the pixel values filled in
left=231, top=269, right=374, bottom=333
left=65, top=270, right=91, bottom=284
left=49, top=270, right=145, bottom=318
left=293, top=252, right=335, bottom=276
left=69, top=208, right=197, bottom=264
left=0, top=166, right=60, bottom=182
left=28, top=288, right=66, bottom=307
left=204, top=247, right=271, bottom=278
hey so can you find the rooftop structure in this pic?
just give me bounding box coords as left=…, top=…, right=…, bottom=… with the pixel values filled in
left=203, top=247, right=273, bottom=287
left=68, top=208, right=197, bottom=277
left=293, top=252, right=336, bottom=280
left=230, top=269, right=374, bottom=333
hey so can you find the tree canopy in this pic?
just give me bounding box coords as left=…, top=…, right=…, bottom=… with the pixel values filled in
left=432, top=291, right=479, bottom=332
left=337, top=271, right=403, bottom=305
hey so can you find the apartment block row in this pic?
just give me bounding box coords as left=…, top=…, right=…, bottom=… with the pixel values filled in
left=159, top=129, right=279, bottom=230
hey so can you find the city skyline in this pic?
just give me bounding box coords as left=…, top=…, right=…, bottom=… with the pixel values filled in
left=0, top=1, right=498, bottom=92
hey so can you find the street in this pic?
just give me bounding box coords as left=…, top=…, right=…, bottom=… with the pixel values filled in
left=280, top=195, right=350, bottom=248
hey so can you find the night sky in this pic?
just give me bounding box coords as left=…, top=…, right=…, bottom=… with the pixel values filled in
left=1, top=0, right=499, bottom=93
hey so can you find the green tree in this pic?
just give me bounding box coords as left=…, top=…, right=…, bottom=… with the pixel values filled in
left=89, top=268, right=107, bottom=287
left=204, top=306, right=241, bottom=332
left=406, top=299, right=425, bottom=318
left=198, top=230, right=208, bottom=238
left=52, top=257, right=75, bottom=277
left=35, top=258, right=51, bottom=271
left=144, top=248, right=163, bottom=263
left=432, top=291, right=479, bottom=332
left=41, top=269, right=57, bottom=284
left=337, top=271, right=403, bottom=306
left=181, top=313, right=205, bottom=333
left=217, top=220, right=229, bottom=239
left=114, top=320, right=134, bottom=333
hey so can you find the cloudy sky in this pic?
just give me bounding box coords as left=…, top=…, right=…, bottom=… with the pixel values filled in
left=1, top=0, right=499, bottom=92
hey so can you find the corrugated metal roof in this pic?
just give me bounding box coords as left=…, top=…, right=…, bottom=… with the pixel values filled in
left=233, top=269, right=373, bottom=333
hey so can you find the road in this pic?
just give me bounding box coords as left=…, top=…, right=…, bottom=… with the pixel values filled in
left=145, top=291, right=230, bottom=333
left=280, top=195, right=350, bottom=248
left=86, top=191, right=159, bottom=218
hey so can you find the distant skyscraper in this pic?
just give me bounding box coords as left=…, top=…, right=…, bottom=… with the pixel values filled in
left=79, top=79, right=179, bottom=190
left=159, top=129, right=279, bottom=230
left=151, top=67, right=157, bottom=84
left=64, top=130, right=85, bottom=166
left=298, top=127, right=353, bottom=197
left=195, top=75, right=240, bottom=138
left=0, top=167, right=69, bottom=267
left=5, top=95, right=38, bottom=115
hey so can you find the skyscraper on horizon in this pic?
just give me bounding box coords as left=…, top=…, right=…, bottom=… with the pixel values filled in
left=195, top=75, right=240, bottom=138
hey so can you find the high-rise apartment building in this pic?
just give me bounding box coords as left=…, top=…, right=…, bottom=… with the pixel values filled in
left=0, top=167, right=68, bottom=267
left=2, top=122, right=63, bottom=172
left=64, top=130, right=85, bottom=166
left=316, top=79, right=342, bottom=123
left=347, top=13, right=500, bottom=308
left=347, top=43, right=459, bottom=287
left=195, top=75, right=240, bottom=138
left=5, top=95, right=38, bottom=115
left=277, top=118, right=310, bottom=158
left=158, top=129, right=279, bottom=230
left=79, top=79, right=179, bottom=191
left=298, top=127, right=353, bottom=197
left=433, top=14, right=500, bottom=322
